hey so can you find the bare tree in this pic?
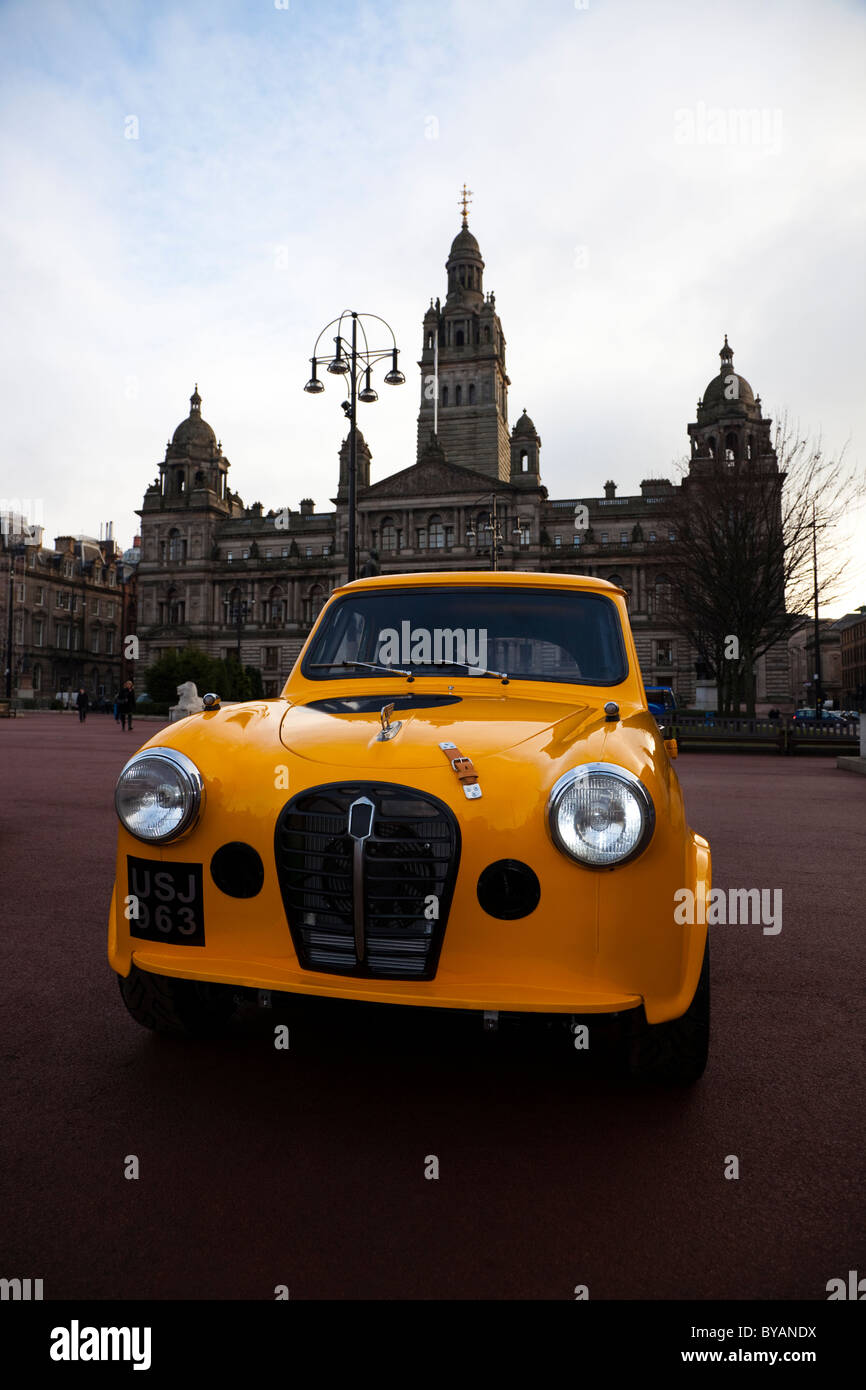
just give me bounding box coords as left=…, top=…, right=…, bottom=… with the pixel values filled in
left=668, top=417, right=862, bottom=715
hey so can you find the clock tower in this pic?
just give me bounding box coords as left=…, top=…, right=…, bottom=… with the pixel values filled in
left=416, top=188, right=512, bottom=480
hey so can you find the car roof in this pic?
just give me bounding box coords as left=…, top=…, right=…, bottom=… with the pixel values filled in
left=332, top=571, right=625, bottom=597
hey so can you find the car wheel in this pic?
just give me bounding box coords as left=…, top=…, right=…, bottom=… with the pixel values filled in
left=118, top=962, right=236, bottom=1037
left=626, top=935, right=710, bottom=1084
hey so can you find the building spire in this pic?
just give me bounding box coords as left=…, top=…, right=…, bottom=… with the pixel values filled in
left=458, top=182, right=473, bottom=228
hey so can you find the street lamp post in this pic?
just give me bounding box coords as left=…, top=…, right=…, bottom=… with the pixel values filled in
left=232, top=591, right=249, bottom=663
left=466, top=494, right=526, bottom=571
left=304, top=310, right=404, bottom=583
left=812, top=501, right=823, bottom=717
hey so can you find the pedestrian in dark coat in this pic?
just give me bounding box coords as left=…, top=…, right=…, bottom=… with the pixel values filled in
left=75, top=688, right=89, bottom=723
left=119, top=680, right=136, bottom=731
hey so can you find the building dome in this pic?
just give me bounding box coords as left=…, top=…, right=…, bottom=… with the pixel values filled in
left=444, top=194, right=485, bottom=304
left=169, top=386, right=217, bottom=455
left=700, top=372, right=756, bottom=412
left=698, top=337, right=759, bottom=420
left=448, top=225, right=482, bottom=261
left=512, top=408, right=538, bottom=437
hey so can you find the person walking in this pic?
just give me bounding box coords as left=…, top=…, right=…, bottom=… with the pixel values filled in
left=119, top=680, right=136, bottom=731
left=75, top=687, right=89, bottom=723
left=113, top=689, right=121, bottom=725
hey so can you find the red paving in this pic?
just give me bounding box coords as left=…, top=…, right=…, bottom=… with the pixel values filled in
left=1, top=712, right=863, bottom=1300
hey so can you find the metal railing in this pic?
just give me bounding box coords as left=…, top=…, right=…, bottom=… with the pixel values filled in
left=668, top=712, right=860, bottom=755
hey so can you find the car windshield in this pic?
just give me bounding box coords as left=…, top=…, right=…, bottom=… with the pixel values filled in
left=303, top=586, right=628, bottom=686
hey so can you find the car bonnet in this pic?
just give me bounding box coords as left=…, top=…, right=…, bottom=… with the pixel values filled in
left=278, top=691, right=600, bottom=769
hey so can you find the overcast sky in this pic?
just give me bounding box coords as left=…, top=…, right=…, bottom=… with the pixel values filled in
left=2, top=0, right=864, bottom=613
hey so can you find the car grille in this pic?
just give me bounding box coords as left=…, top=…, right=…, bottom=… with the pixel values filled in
left=274, top=782, right=460, bottom=979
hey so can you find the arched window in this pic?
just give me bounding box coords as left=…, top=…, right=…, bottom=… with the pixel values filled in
left=484, top=325, right=491, bottom=343
left=428, top=515, right=445, bottom=549
left=165, top=585, right=184, bottom=625
left=708, top=437, right=716, bottom=459
left=426, top=332, right=433, bottom=349
left=654, top=573, right=672, bottom=617
left=380, top=519, right=398, bottom=552
left=725, top=432, right=737, bottom=464
left=305, top=584, right=325, bottom=624
left=746, top=436, right=753, bottom=460
left=267, top=585, right=285, bottom=627
left=441, top=385, right=449, bottom=406
left=167, top=528, right=185, bottom=563
left=455, top=384, right=462, bottom=406
left=520, top=450, right=529, bottom=473
left=225, top=585, right=243, bottom=627
left=468, top=383, right=475, bottom=405
left=175, top=471, right=185, bottom=495
left=456, top=329, right=465, bottom=347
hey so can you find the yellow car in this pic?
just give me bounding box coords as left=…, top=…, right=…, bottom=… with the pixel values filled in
left=109, top=572, right=711, bottom=1082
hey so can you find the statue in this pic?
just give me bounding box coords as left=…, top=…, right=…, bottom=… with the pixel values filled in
left=359, top=549, right=380, bottom=578
left=169, top=681, right=205, bottom=723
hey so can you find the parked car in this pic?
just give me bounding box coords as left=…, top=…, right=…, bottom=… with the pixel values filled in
left=108, top=572, right=712, bottom=1082
left=792, top=707, right=845, bottom=724
left=644, top=685, right=677, bottom=722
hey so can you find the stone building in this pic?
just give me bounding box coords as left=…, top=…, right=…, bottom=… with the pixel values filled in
left=0, top=519, right=138, bottom=705
left=134, top=214, right=794, bottom=710
left=838, top=608, right=866, bottom=708
left=787, top=617, right=845, bottom=708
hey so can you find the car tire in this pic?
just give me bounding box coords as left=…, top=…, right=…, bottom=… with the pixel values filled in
left=118, top=962, right=236, bottom=1037
left=626, top=935, right=710, bottom=1084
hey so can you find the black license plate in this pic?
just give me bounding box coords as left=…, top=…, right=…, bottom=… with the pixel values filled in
left=127, top=857, right=205, bottom=946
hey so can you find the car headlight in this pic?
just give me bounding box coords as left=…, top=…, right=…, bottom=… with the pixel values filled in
left=547, top=762, right=655, bottom=868
left=114, top=749, right=204, bottom=844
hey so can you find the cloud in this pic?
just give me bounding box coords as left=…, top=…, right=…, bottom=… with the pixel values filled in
left=1, top=0, right=863, bottom=611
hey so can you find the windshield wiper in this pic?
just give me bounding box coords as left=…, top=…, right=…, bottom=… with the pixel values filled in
left=309, top=659, right=509, bottom=684
left=308, top=661, right=416, bottom=682
left=427, top=660, right=510, bottom=685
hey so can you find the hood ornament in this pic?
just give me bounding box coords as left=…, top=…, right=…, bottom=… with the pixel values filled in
left=376, top=702, right=403, bottom=741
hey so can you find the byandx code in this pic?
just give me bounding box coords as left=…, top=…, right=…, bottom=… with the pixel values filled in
left=691, top=1327, right=816, bottom=1339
